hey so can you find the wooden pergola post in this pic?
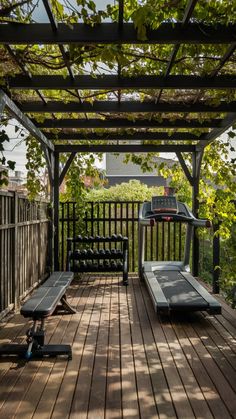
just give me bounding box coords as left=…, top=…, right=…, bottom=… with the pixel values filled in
left=192, top=149, right=204, bottom=277
left=52, top=151, right=60, bottom=271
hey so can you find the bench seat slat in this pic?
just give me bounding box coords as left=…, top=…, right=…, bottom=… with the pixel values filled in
left=32, top=291, right=65, bottom=317
left=41, top=271, right=74, bottom=288
left=20, top=288, right=50, bottom=313
left=21, top=285, right=68, bottom=318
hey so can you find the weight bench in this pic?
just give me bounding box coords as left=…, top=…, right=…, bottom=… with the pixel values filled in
left=0, top=272, right=76, bottom=360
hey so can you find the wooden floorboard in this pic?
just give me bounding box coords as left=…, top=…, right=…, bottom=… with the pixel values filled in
left=0, top=274, right=235, bottom=419
left=105, top=279, right=122, bottom=419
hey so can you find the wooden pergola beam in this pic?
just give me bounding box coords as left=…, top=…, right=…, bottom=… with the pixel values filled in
left=20, top=100, right=236, bottom=114
left=55, top=144, right=195, bottom=153
left=0, top=23, right=235, bottom=44
left=8, top=75, right=236, bottom=90
left=45, top=131, right=201, bottom=142
left=0, top=90, right=54, bottom=151
left=43, top=119, right=222, bottom=131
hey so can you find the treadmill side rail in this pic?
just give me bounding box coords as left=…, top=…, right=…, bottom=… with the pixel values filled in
left=181, top=272, right=221, bottom=314
left=144, top=271, right=170, bottom=314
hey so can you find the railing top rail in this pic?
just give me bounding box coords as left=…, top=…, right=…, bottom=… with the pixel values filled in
left=0, top=190, right=15, bottom=197
left=60, top=200, right=144, bottom=204
left=0, top=190, right=50, bottom=203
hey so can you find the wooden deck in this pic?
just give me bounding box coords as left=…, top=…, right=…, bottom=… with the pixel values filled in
left=0, top=274, right=236, bottom=419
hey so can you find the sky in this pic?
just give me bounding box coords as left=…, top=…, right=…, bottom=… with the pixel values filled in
left=2, top=121, right=28, bottom=175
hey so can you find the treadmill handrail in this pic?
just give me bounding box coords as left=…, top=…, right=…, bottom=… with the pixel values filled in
left=141, top=211, right=211, bottom=227
left=142, top=213, right=193, bottom=222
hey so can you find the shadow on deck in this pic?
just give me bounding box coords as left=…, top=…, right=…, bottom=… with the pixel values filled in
left=0, top=274, right=236, bottom=419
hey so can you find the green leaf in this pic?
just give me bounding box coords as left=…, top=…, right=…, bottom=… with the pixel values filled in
left=7, top=160, right=16, bottom=170
left=0, top=130, right=9, bottom=143
left=228, top=131, right=236, bottom=139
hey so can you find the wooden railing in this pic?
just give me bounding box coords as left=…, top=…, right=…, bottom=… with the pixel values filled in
left=0, top=191, right=49, bottom=317
left=59, top=201, right=186, bottom=272
left=0, top=196, right=223, bottom=318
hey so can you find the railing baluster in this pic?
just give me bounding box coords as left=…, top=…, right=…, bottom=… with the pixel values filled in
left=168, top=221, right=170, bottom=260
left=132, top=202, right=135, bottom=271
left=173, top=222, right=176, bottom=260
left=91, top=201, right=93, bottom=236
left=61, top=202, right=64, bottom=270
left=162, top=222, right=165, bottom=260
left=150, top=221, right=153, bottom=261
left=103, top=202, right=105, bottom=239
left=179, top=223, right=182, bottom=260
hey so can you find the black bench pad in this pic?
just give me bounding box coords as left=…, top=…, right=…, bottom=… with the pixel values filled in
left=20, top=271, right=74, bottom=319
left=41, top=271, right=74, bottom=288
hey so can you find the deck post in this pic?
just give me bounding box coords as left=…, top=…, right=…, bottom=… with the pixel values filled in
left=12, top=191, right=19, bottom=308
left=0, top=92, right=5, bottom=119
left=192, top=149, right=203, bottom=277
left=213, top=220, right=220, bottom=293
left=53, top=151, right=60, bottom=271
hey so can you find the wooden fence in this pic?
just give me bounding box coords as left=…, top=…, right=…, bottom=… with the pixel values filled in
left=0, top=191, right=49, bottom=318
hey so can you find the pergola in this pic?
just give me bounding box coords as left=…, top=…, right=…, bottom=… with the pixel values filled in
left=0, top=0, right=236, bottom=276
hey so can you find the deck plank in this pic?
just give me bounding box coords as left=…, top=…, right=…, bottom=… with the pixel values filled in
left=0, top=275, right=235, bottom=419
left=193, top=320, right=236, bottom=392
left=119, top=277, right=140, bottom=418
left=128, top=277, right=159, bottom=418
left=201, top=316, right=236, bottom=371
left=183, top=322, right=236, bottom=417
left=0, top=314, right=61, bottom=415
left=105, top=279, right=122, bottom=419
left=172, top=320, right=232, bottom=419
left=69, top=277, right=105, bottom=419
left=88, top=276, right=111, bottom=419
left=13, top=280, right=88, bottom=419
left=31, top=283, right=87, bottom=419
left=50, top=277, right=95, bottom=419
left=161, top=318, right=214, bottom=419
left=132, top=278, right=177, bottom=419
left=139, top=280, right=196, bottom=419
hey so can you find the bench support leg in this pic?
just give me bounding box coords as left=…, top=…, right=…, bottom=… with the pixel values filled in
left=60, top=295, right=77, bottom=314
left=25, top=320, right=39, bottom=359
left=0, top=318, right=72, bottom=360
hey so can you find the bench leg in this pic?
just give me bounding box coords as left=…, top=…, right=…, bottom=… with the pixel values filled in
left=25, top=320, right=39, bottom=359
left=60, top=295, right=77, bottom=314
left=32, top=344, right=72, bottom=360
left=0, top=319, right=72, bottom=360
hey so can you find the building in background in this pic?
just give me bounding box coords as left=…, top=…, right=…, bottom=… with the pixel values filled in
left=0, top=167, right=27, bottom=193
left=105, top=153, right=175, bottom=187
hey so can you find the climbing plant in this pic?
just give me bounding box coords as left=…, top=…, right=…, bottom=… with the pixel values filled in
left=0, top=0, right=235, bottom=214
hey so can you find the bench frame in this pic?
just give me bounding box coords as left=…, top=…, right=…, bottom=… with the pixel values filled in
left=0, top=272, right=76, bottom=360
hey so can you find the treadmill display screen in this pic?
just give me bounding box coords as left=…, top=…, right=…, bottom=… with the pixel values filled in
left=151, top=196, right=178, bottom=213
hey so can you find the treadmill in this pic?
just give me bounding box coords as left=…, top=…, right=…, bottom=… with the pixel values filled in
left=138, top=196, right=221, bottom=314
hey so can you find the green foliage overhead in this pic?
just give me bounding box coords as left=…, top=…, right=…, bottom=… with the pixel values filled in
left=0, top=1, right=235, bottom=234
left=0, top=128, right=16, bottom=186
left=25, top=135, right=46, bottom=200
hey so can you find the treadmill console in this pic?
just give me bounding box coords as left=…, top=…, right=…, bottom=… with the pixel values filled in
left=151, top=196, right=178, bottom=213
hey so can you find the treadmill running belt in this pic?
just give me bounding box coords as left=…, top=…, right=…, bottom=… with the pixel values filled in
left=153, top=271, right=209, bottom=309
